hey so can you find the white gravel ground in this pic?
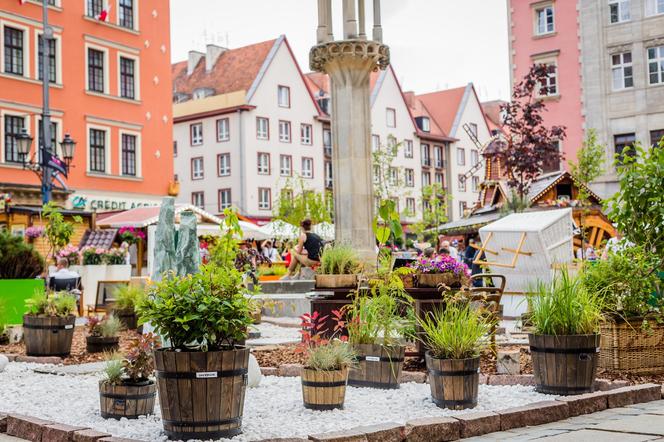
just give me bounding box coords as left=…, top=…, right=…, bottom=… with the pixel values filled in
left=0, top=362, right=556, bottom=441
left=248, top=322, right=300, bottom=346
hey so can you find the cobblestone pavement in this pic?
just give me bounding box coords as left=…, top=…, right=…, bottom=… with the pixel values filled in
left=464, top=399, right=664, bottom=441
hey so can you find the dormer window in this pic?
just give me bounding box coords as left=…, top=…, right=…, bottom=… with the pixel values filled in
left=415, top=116, right=430, bottom=132
left=193, top=88, right=215, bottom=100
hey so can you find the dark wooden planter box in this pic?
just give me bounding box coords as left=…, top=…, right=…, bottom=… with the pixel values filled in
left=348, top=344, right=405, bottom=389
left=154, top=347, right=249, bottom=440
left=301, top=366, right=348, bottom=410
left=426, top=353, right=480, bottom=410
left=113, top=308, right=138, bottom=330
left=23, top=314, right=75, bottom=357
left=314, top=274, right=358, bottom=289
left=99, top=380, right=156, bottom=419
left=529, top=333, right=600, bottom=395
left=86, top=336, right=120, bottom=353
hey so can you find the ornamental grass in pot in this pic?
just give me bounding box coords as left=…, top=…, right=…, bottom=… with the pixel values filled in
left=86, top=315, right=122, bottom=353
left=315, top=245, right=363, bottom=289
left=344, top=270, right=413, bottom=389
left=23, top=292, right=77, bottom=357
left=528, top=269, right=603, bottom=395
left=111, top=285, right=144, bottom=330
left=297, top=311, right=356, bottom=410
left=409, top=255, right=471, bottom=289
left=99, top=333, right=160, bottom=419
left=418, top=299, right=489, bottom=410
left=137, top=264, right=254, bottom=440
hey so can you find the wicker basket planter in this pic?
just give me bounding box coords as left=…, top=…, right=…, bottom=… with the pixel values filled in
left=599, top=319, right=664, bottom=374
left=314, top=274, right=358, bottom=289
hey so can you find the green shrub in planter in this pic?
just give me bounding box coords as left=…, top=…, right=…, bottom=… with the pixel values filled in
left=527, top=269, right=603, bottom=394
left=86, top=315, right=122, bottom=353
left=0, top=230, right=44, bottom=279
left=112, top=285, right=144, bottom=330
left=315, top=245, right=363, bottom=288
left=137, top=264, right=253, bottom=439
left=23, top=292, right=77, bottom=356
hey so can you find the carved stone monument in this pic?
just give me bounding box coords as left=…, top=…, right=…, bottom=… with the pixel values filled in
left=310, top=0, right=390, bottom=260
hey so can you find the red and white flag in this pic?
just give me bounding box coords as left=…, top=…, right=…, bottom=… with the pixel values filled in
left=18, top=0, right=27, bottom=4
left=97, top=4, right=111, bottom=22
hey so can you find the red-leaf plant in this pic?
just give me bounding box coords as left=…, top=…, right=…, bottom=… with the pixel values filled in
left=296, top=310, right=347, bottom=354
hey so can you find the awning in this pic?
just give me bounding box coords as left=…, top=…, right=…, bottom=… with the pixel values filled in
left=436, top=212, right=502, bottom=235
left=97, top=204, right=223, bottom=228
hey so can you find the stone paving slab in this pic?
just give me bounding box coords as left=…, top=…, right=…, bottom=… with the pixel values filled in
left=593, top=414, right=664, bottom=436
left=528, top=429, right=660, bottom=441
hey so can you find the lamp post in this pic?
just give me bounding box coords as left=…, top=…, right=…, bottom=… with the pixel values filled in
left=14, top=0, right=75, bottom=205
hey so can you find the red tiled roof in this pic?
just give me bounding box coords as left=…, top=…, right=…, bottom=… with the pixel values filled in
left=405, top=92, right=448, bottom=138
left=415, top=86, right=467, bottom=135
left=172, top=39, right=277, bottom=96
left=304, top=71, right=381, bottom=96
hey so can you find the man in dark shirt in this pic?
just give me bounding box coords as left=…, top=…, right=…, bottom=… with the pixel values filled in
left=284, top=218, right=325, bottom=278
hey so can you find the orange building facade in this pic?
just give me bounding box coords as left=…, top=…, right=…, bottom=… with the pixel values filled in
left=0, top=0, right=173, bottom=211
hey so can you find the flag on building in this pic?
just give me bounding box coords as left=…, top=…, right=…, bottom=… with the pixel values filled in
left=97, top=5, right=111, bottom=22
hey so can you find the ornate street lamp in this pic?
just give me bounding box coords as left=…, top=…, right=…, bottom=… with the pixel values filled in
left=59, top=133, right=76, bottom=164
left=14, top=129, right=33, bottom=159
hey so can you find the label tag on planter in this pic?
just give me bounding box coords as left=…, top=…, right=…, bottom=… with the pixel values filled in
left=365, top=356, right=380, bottom=362
left=196, top=372, right=218, bottom=379
left=64, top=325, right=74, bottom=330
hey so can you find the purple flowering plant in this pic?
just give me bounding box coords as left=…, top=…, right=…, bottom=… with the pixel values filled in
left=409, top=255, right=470, bottom=276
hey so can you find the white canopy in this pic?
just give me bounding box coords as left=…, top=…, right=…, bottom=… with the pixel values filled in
left=261, top=220, right=300, bottom=239
left=313, top=222, right=335, bottom=241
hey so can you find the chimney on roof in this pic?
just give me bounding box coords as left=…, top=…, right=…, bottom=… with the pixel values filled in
left=187, top=50, right=204, bottom=75
left=205, top=44, right=227, bottom=73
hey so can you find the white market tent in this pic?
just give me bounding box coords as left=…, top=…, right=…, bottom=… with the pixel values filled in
left=313, top=222, right=335, bottom=241
left=261, top=220, right=300, bottom=239
left=477, top=208, right=575, bottom=317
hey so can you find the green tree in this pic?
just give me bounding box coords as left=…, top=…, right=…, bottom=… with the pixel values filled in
left=372, top=136, right=407, bottom=202
left=273, top=178, right=332, bottom=226
left=409, top=183, right=448, bottom=246
left=568, top=129, right=605, bottom=205
left=605, top=142, right=664, bottom=266
left=42, top=202, right=81, bottom=261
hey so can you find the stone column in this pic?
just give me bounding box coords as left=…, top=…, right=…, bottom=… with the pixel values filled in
left=310, top=40, right=390, bottom=261
left=372, top=0, right=383, bottom=43
left=317, top=0, right=331, bottom=44
left=358, top=0, right=367, bottom=40
left=343, top=0, right=358, bottom=39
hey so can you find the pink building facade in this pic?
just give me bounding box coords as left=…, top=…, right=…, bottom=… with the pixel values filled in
left=507, top=0, right=585, bottom=169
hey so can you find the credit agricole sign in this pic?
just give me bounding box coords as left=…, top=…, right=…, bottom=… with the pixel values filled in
left=68, top=194, right=160, bottom=212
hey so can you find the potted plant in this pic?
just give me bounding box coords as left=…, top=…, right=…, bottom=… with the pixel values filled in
left=344, top=271, right=413, bottom=389
left=0, top=230, right=45, bottom=325
left=418, top=299, right=489, bottom=409
left=298, top=311, right=356, bottom=410
left=86, top=315, right=122, bottom=353
left=581, top=246, right=663, bottom=374
left=24, top=292, right=77, bottom=357
left=99, top=333, right=160, bottom=419
left=315, top=245, right=363, bottom=289
left=529, top=269, right=603, bottom=394
left=111, top=285, right=144, bottom=330
left=409, top=255, right=471, bottom=288
left=56, top=245, right=80, bottom=267
left=137, top=264, right=254, bottom=440
left=24, top=226, right=45, bottom=243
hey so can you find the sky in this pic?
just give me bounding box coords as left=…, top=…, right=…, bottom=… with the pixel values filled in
left=169, top=0, right=510, bottom=102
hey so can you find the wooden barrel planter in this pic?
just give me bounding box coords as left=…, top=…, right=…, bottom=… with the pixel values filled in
left=348, top=344, right=405, bottom=389
left=99, top=380, right=156, bottom=419
left=599, top=320, right=664, bottom=374
left=301, top=366, right=348, bottom=410
left=23, top=315, right=76, bottom=357
left=529, top=334, right=600, bottom=395
left=314, top=274, right=358, bottom=289
left=154, top=347, right=249, bottom=440
left=86, top=336, right=120, bottom=353
left=426, top=352, right=480, bottom=410
left=113, top=308, right=138, bottom=330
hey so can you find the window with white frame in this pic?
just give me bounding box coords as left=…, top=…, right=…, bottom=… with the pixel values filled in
left=217, top=118, right=230, bottom=142
left=87, top=0, right=103, bottom=18
left=404, top=139, right=413, bottom=158
left=190, top=123, right=203, bottom=145
left=323, top=128, right=331, bottom=150
left=646, top=0, right=664, bottom=16
left=387, top=135, right=397, bottom=152
left=372, top=134, right=380, bottom=152
left=537, top=63, right=558, bottom=96
left=257, top=152, right=270, bottom=175
left=325, top=161, right=333, bottom=188
left=534, top=5, right=555, bottom=35
left=472, top=176, right=480, bottom=192
left=422, top=171, right=431, bottom=187
left=89, top=128, right=107, bottom=172
left=648, top=46, right=664, bottom=85
left=612, top=52, right=633, bottom=89
left=471, top=149, right=479, bottom=166
left=4, top=27, right=24, bottom=76
left=38, top=35, right=57, bottom=83
left=87, top=48, right=105, bottom=92
left=278, top=86, right=290, bottom=107
left=192, top=192, right=205, bottom=209
left=406, top=198, right=416, bottom=215
left=421, top=144, right=431, bottom=166
left=386, top=108, right=396, bottom=127
left=405, top=168, right=414, bottom=187
left=3, top=115, right=25, bottom=164
left=191, top=157, right=204, bottom=180
left=302, top=157, right=314, bottom=178
left=118, top=0, right=135, bottom=29
left=279, top=120, right=291, bottom=142
left=389, top=167, right=398, bottom=186
left=420, top=117, right=430, bottom=132
left=119, top=56, right=135, bottom=99
left=258, top=188, right=271, bottom=210
left=301, top=124, right=312, bottom=145
left=458, top=174, right=466, bottom=192
left=256, top=117, right=269, bottom=140
left=609, top=0, right=631, bottom=23
left=218, top=153, right=230, bottom=176
left=121, top=133, right=137, bottom=176
left=280, top=155, right=292, bottom=176
left=434, top=145, right=443, bottom=168
left=218, top=189, right=231, bottom=211
left=435, top=172, right=444, bottom=185
left=457, top=147, right=465, bottom=166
